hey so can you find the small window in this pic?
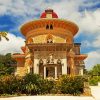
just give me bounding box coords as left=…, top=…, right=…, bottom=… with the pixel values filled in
left=50, top=24, right=53, bottom=29
left=46, top=25, right=49, bottom=29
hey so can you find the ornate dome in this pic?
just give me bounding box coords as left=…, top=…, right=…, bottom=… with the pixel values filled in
left=40, top=9, right=58, bottom=18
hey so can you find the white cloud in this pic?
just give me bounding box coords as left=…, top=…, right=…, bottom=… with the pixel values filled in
left=0, top=0, right=100, bottom=69
left=0, top=0, right=100, bottom=35
left=0, top=33, right=25, bottom=55
left=81, top=40, right=91, bottom=48
left=40, top=0, right=100, bottom=35
left=0, top=0, right=43, bottom=17
left=81, top=33, right=100, bottom=49
left=92, top=35, right=100, bottom=48
left=78, top=9, right=100, bottom=34
left=85, top=51, right=100, bottom=69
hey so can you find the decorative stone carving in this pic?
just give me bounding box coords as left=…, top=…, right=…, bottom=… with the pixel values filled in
left=46, top=53, right=54, bottom=64
left=68, top=49, right=75, bottom=75
left=57, top=59, right=61, bottom=64
left=39, top=59, right=43, bottom=66
left=49, top=53, right=54, bottom=64
left=46, top=34, right=53, bottom=43
left=68, top=49, right=75, bottom=58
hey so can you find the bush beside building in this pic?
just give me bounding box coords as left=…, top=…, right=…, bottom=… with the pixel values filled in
left=0, top=74, right=88, bottom=96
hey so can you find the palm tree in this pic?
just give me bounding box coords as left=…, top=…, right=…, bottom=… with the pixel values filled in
left=0, top=32, right=9, bottom=41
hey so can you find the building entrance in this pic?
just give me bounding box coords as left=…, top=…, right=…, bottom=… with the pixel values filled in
left=46, top=67, right=55, bottom=78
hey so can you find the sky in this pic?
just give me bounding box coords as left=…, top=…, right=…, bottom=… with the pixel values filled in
left=0, top=0, right=100, bottom=69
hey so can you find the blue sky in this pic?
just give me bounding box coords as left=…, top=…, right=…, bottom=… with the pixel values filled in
left=0, top=0, right=100, bottom=69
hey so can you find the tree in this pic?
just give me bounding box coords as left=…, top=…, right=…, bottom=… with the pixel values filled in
left=92, top=64, right=100, bottom=76
left=0, top=53, right=16, bottom=76
left=88, top=64, right=100, bottom=77
left=0, top=32, right=9, bottom=41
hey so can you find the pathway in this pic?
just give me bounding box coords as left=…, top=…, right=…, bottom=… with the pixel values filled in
left=90, top=86, right=100, bottom=100
left=0, top=96, right=94, bottom=100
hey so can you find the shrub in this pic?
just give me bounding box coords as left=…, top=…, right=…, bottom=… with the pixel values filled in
left=25, top=82, right=39, bottom=95
left=22, top=73, right=43, bottom=95
left=40, top=79, right=55, bottom=94
left=59, top=75, right=87, bottom=95
left=89, top=76, right=100, bottom=86
left=0, top=75, right=22, bottom=95
left=0, top=74, right=87, bottom=96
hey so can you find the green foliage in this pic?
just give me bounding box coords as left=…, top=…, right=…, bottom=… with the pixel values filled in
left=0, top=32, right=9, bottom=41
left=41, top=79, right=55, bottom=94
left=22, top=74, right=42, bottom=95
left=92, top=64, right=100, bottom=76
left=22, top=74, right=55, bottom=95
left=88, top=64, right=100, bottom=76
left=87, top=64, right=100, bottom=86
left=0, top=74, right=87, bottom=96
left=0, top=53, right=16, bottom=76
left=58, top=75, right=86, bottom=95
left=0, top=75, right=22, bottom=94
left=25, top=83, right=39, bottom=95
left=89, top=76, right=100, bottom=86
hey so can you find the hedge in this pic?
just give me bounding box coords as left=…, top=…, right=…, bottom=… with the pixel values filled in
left=0, top=74, right=88, bottom=95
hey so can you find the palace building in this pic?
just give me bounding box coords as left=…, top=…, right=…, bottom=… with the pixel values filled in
left=12, top=9, right=87, bottom=79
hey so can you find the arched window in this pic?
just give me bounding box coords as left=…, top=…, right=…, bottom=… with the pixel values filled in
left=50, top=24, right=53, bottom=29
left=46, top=25, right=49, bottom=29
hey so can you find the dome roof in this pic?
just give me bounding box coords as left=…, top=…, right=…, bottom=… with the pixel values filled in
left=40, top=9, right=58, bottom=18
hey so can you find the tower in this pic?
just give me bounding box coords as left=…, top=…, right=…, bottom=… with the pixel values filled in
left=12, top=9, right=87, bottom=78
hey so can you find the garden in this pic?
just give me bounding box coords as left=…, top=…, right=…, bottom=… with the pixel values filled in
left=0, top=53, right=100, bottom=97
left=0, top=74, right=88, bottom=96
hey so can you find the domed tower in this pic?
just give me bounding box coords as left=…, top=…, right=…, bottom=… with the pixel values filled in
left=12, top=9, right=87, bottom=78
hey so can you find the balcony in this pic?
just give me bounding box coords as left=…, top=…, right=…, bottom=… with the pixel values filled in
left=27, top=43, right=73, bottom=52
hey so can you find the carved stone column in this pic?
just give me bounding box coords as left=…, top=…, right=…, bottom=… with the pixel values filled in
left=25, top=46, right=33, bottom=74
left=44, top=66, right=46, bottom=79
left=55, top=66, right=57, bottom=79
left=70, top=57, right=75, bottom=76
left=68, top=49, right=75, bottom=76
left=25, top=54, right=33, bottom=73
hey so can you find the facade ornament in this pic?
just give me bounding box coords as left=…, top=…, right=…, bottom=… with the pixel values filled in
left=68, top=49, right=75, bottom=75
left=57, top=59, right=61, bottom=64
left=68, top=49, right=75, bottom=58
left=39, top=59, right=43, bottom=66
left=46, top=53, right=54, bottom=64
left=49, top=53, right=54, bottom=64
left=46, top=34, right=53, bottom=43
